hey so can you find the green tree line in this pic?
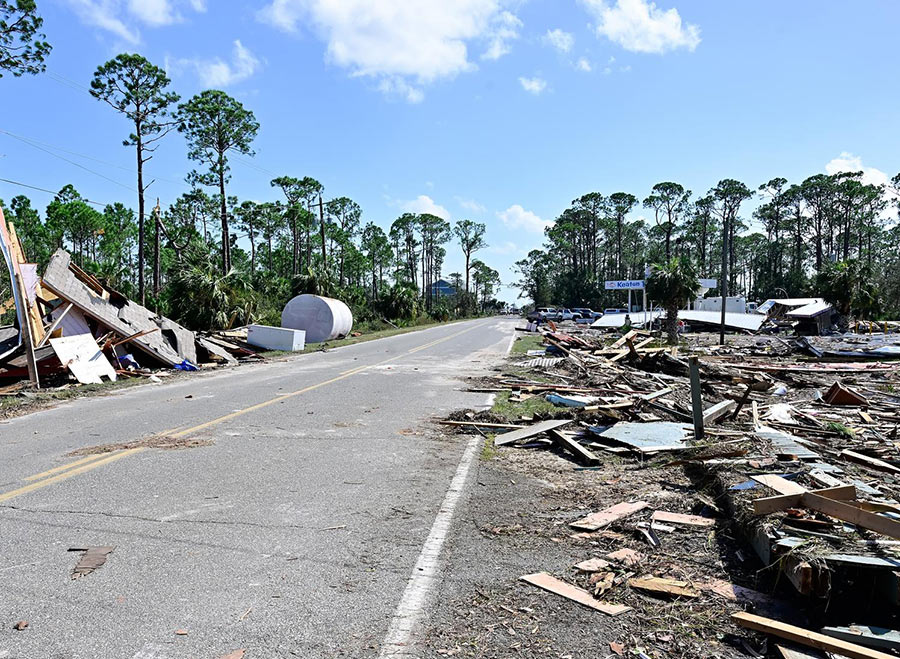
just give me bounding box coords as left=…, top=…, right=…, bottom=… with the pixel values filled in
left=516, top=175, right=900, bottom=319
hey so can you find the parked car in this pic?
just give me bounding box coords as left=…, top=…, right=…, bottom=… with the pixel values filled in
left=572, top=307, right=602, bottom=320
left=526, top=307, right=556, bottom=321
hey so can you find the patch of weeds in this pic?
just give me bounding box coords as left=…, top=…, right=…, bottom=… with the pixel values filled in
left=491, top=390, right=558, bottom=422
left=825, top=421, right=855, bottom=438
left=481, top=435, right=498, bottom=460
left=510, top=333, right=545, bottom=355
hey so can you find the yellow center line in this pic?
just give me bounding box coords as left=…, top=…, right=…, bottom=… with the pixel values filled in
left=0, top=448, right=145, bottom=504
left=24, top=452, right=115, bottom=481
left=0, top=321, right=487, bottom=505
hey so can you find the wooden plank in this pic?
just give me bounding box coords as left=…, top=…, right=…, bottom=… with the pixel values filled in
left=493, top=419, right=574, bottom=446
left=752, top=474, right=807, bottom=495
left=689, top=356, right=704, bottom=442
left=638, top=387, right=673, bottom=402
left=841, top=450, right=900, bottom=475
left=520, top=572, right=631, bottom=616
left=628, top=576, right=699, bottom=598
left=801, top=492, right=900, bottom=539
left=753, top=485, right=857, bottom=516
left=651, top=510, right=716, bottom=528
left=548, top=429, right=600, bottom=465
left=859, top=411, right=875, bottom=424
left=732, top=612, right=895, bottom=659
left=703, top=399, right=737, bottom=425
left=570, top=501, right=649, bottom=531
left=752, top=400, right=760, bottom=428
left=610, top=329, right=637, bottom=349
left=36, top=302, right=72, bottom=348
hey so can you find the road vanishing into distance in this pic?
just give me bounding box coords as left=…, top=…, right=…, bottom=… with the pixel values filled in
left=0, top=317, right=518, bottom=658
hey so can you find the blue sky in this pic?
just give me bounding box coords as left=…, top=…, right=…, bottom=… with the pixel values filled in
left=2, top=0, right=898, bottom=303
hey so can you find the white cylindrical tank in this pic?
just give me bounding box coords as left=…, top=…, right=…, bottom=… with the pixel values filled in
left=281, top=294, right=353, bottom=343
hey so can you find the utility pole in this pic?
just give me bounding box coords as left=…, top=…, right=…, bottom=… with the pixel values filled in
left=318, top=194, right=327, bottom=271
left=153, top=198, right=162, bottom=298
left=719, top=214, right=729, bottom=345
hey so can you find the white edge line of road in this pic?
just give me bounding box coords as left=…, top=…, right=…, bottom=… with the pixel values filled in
left=377, top=321, right=517, bottom=657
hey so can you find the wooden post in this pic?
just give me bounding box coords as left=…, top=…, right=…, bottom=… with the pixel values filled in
left=689, top=356, right=703, bottom=441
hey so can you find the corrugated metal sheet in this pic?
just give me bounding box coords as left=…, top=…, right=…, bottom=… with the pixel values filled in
left=787, top=301, right=833, bottom=318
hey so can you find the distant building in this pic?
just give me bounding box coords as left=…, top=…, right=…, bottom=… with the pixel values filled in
left=428, top=279, right=457, bottom=297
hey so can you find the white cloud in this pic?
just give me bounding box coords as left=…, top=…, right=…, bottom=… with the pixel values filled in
left=401, top=195, right=451, bottom=220
left=64, top=0, right=205, bottom=42
left=518, top=76, right=547, bottom=95
left=543, top=28, right=574, bottom=53
left=497, top=204, right=551, bottom=233
left=482, top=11, right=522, bottom=60
left=582, top=0, right=700, bottom=54
left=825, top=152, right=891, bottom=188
left=576, top=57, right=592, bottom=72
left=169, top=40, right=262, bottom=87
left=456, top=196, right=486, bottom=214
left=488, top=241, right=522, bottom=256
left=256, top=0, right=520, bottom=102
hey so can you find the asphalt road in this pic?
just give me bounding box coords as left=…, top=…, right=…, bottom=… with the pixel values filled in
left=0, top=317, right=517, bottom=659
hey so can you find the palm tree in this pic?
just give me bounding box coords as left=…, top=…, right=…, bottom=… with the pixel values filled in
left=646, top=257, right=701, bottom=344
left=816, top=259, right=880, bottom=329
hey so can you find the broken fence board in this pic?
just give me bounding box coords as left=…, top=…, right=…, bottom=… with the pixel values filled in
left=732, top=612, right=895, bottom=659
left=800, top=492, right=900, bottom=540
left=493, top=419, right=574, bottom=447
left=628, top=576, right=700, bottom=598
left=651, top=510, right=716, bottom=528
left=520, top=572, right=631, bottom=616
left=570, top=501, right=649, bottom=531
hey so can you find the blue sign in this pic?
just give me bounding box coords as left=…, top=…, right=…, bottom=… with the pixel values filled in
left=605, top=280, right=645, bottom=290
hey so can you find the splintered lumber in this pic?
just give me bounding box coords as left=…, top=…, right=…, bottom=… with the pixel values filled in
left=732, top=612, right=895, bottom=659
left=520, top=572, right=631, bottom=616
left=570, top=501, right=649, bottom=531
left=70, top=546, right=114, bottom=579
left=702, top=399, right=738, bottom=425
left=752, top=485, right=856, bottom=516
left=574, top=558, right=610, bottom=572
left=493, top=419, right=573, bottom=447
left=776, top=646, right=831, bottom=659
left=548, top=429, right=600, bottom=465
left=841, top=449, right=900, bottom=475
left=628, top=576, right=700, bottom=598
left=651, top=510, right=716, bottom=528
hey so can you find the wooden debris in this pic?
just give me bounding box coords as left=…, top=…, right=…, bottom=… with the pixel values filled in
left=493, top=419, right=573, bottom=446
left=574, top=557, right=611, bottom=572
left=650, top=510, right=715, bottom=528
left=841, top=449, right=900, bottom=475
left=606, top=548, right=642, bottom=567
left=70, top=546, right=114, bottom=579
left=732, top=612, right=895, bottom=659
left=548, top=429, right=600, bottom=465
left=570, top=501, right=649, bottom=531
left=702, top=399, right=737, bottom=425
left=13, top=620, right=28, bottom=631
left=628, top=575, right=700, bottom=598
left=752, top=485, right=856, bottom=516
left=519, top=572, right=631, bottom=616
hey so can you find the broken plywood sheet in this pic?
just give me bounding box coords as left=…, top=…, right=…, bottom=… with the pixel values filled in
left=42, top=250, right=195, bottom=367
left=590, top=421, right=689, bottom=453
left=520, top=572, right=631, bottom=616
left=50, top=334, right=117, bottom=384
left=628, top=576, right=700, bottom=598
left=650, top=510, right=716, bottom=527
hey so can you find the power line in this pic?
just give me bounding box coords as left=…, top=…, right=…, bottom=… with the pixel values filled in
left=0, top=177, right=108, bottom=207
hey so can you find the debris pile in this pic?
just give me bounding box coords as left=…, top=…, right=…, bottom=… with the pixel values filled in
left=1, top=209, right=261, bottom=390
left=449, top=321, right=900, bottom=658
